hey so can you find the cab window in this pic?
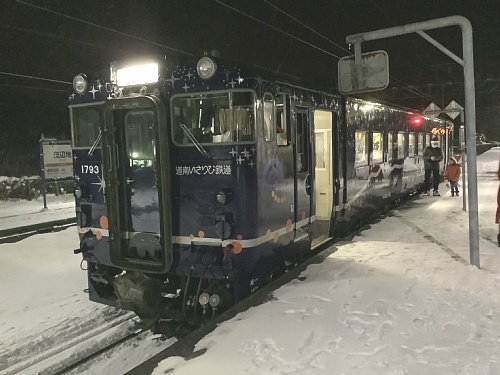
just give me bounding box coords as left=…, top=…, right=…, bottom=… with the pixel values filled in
left=171, top=91, right=256, bottom=144
left=71, top=104, right=102, bottom=148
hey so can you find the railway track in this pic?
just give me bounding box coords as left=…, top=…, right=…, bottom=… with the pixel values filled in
left=0, top=218, right=76, bottom=244
left=1, top=312, right=139, bottom=375
left=44, top=323, right=145, bottom=375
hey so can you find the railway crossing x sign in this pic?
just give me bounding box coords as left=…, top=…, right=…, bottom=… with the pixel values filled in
left=445, top=100, right=463, bottom=120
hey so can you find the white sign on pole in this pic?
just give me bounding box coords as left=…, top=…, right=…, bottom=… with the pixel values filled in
left=445, top=100, right=463, bottom=120
left=338, top=50, right=389, bottom=94
left=42, top=143, right=73, bottom=179
left=424, top=102, right=441, bottom=120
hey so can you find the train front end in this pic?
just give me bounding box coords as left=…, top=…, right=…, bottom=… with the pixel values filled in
left=70, top=61, right=174, bottom=320
left=70, top=57, right=259, bottom=328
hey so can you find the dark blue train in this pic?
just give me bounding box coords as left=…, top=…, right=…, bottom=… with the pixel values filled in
left=69, top=53, right=452, bottom=331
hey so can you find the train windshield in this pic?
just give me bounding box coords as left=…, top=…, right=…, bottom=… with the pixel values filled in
left=171, top=91, right=255, bottom=144
left=70, top=104, right=102, bottom=148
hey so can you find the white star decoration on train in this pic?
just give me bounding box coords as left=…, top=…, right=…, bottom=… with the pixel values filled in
left=241, top=148, right=251, bottom=159
left=248, top=160, right=255, bottom=168
left=89, top=85, right=98, bottom=99
left=165, top=72, right=180, bottom=87
left=236, top=155, right=244, bottom=164
left=74, top=174, right=81, bottom=183
left=97, top=81, right=103, bottom=91
left=228, top=79, right=237, bottom=88
left=182, top=84, right=189, bottom=92
left=91, top=175, right=106, bottom=193
left=237, top=75, right=244, bottom=84
left=229, top=148, right=237, bottom=157
left=185, top=71, right=193, bottom=80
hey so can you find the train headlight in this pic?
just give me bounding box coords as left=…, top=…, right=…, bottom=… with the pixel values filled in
left=73, top=74, right=88, bottom=94
left=116, top=63, right=158, bottom=86
left=214, top=188, right=233, bottom=205
left=196, top=57, right=217, bottom=79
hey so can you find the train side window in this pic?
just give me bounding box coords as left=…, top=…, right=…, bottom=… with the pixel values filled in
left=408, top=133, right=416, bottom=156
left=418, top=133, right=424, bottom=155
left=397, top=132, right=405, bottom=159
left=372, top=131, right=383, bottom=163
left=296, top=111, right=309, bottom=172
left=276, top=94, right=289, bottom=146
left=355, top=130, right=367, bottom=166
left=263, top=93, right=275, bottom=142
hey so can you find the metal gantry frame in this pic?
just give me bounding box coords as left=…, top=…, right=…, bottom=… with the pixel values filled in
left=346, top=16, right=479, bottom=268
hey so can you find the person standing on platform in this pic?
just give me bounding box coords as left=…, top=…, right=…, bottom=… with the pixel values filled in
left=445, top=155, right=462, bottom=197
left=423, top=135, right=443, bottom=196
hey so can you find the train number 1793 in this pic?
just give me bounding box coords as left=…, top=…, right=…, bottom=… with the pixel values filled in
left=81, top=165, right=100, bottom=174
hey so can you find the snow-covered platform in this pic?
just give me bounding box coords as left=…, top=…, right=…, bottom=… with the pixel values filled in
left=129, top=148, right=500, bottom=375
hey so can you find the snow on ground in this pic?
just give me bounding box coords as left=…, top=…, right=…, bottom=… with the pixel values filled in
left=0, top=194, right=75, bottom=231
left=154, top=149, right=500, bottom=375
left=1, top=148, right=500, bottom=375
left=0, top=195, right=171, bottom=375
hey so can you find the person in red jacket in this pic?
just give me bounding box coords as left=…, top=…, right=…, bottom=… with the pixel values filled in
left=444, top=155, right=462, bottom=197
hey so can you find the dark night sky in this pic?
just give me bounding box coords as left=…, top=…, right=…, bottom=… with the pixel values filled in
left=1, top=0, right=499, bottom=175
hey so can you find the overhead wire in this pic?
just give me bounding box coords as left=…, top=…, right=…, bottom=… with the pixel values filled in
left=262, top=0, right=440, bottom=103
left=0, top=83, right=69, bottom=92
left=0, top=72, right=71, bottom=85
left=0, top=22, right=139, bottom=56
left=214, top=0, right=341, bottom=59
left=7, top=0, right=190, bottom=92
left=16, top=0, right=193, bottom=56
left=264, top=0, right=349, bottom=54
left=13, top=0, right=442, bottom=103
